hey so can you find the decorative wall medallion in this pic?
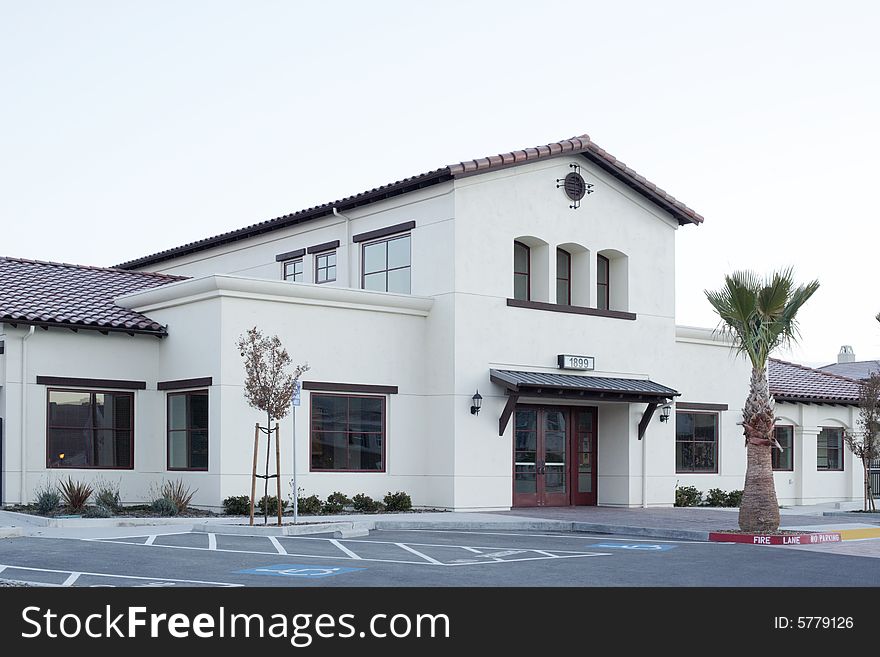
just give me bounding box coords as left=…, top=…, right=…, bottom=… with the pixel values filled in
left=556, top=163, right=594, bottom=209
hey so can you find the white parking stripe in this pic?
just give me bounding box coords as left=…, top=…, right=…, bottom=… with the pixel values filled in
left=145, top=535, right=157, bottom=546
left=268, top=536, right=287, bottom=555
left=208, top=534, right=217, bottom=551
left=0, top=564, right=242, bottom=586
left=394, top=543, right=444, bottom=565
left=61, top=572, right=81, bottom=587
left=462, top=546, right=483, bottom=553
left=329, top=539, right=362, bottom=560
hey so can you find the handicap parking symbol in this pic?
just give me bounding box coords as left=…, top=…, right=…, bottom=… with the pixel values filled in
left=589, top=543, right=677, bottom=552
left=237, top=564, right=364, bottom=578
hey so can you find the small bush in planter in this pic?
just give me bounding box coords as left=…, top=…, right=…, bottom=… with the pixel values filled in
left=93, top=479, right=122, bottom=514
left=674, top=485, right=702, bottom=507
left=296, top=494, right=323, bottom=516
left=59, top=477, right=93, bottom=514
left=383, top=491, right=412, bottom=512
left=160, top=479, right=197, bottom=514
left=223, top=495, right=251, bottom=516
left=705, top=488, right=728, bottom=507
left=352, top=493, right=382, bottom=513
left=323, top=492, right=351, bottom=514
left=34, top=484, right=61, bottom=516
left=151, top=497, right=179, bottom=517
left=725, top=489, right=744, bottom=508
left=257, top=495, right=288, bottom=515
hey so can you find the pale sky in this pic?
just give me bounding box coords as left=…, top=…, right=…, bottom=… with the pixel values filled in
left=2, top=1, right=879, bottom=366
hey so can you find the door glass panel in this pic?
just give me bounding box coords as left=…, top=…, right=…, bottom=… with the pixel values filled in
left=576, top=410, right=594, bottom=494
left=515, top=466, right=537, bottom=493
left=514, top=409, right=538, bottom=495
left=542, top=410, right=566, bottom=496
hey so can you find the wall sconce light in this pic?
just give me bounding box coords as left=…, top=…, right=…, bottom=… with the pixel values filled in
left=470, top=390, right=483, bottom=416
left=659, top=403, right=672, bottom=422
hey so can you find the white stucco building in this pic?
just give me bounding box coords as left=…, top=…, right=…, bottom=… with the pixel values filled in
left=0, top=134, right=868, bottom=510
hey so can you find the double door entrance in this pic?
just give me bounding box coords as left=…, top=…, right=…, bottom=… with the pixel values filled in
left=513, top=405, right=597, bottom=507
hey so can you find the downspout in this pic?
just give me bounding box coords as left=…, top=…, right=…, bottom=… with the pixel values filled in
left=332, top=207, right=353, bottom=288
left=20, top=325, right=34, bottom=504
left=641, top=430, right=648, bottom=508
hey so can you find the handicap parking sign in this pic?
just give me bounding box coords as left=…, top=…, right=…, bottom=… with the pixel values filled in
left=237, top=564, right=364, bottom=578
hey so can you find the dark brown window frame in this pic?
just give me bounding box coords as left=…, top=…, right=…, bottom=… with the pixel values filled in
left=361, top=232, right=412, bottom=293
left=283, top=257, right=304, bottom=282
left=772, top=425, right=794, bottom=472
left=597, top=254, right=610, bottom=311
left=309, top=392, right=386, bottom=473
left=46, top=387, right=135, bottom=470
left=513, top=241, right=530, bottom=301
left=167, top=389, right=209, bottom=472
left=817, top=426, right=844, bottom=471
left=675, top=410, right=719, bottom=474
left=556, top=248, right=571, bottom=306
left=314, top=250, right=337, bottom=284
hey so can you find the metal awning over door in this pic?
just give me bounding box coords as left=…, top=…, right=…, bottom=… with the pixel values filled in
left=489, top=369, right=679, bottom=438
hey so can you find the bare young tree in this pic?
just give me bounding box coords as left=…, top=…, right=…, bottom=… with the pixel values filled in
left=846, top=373, right=880, bottom=512
left=237, top=327, right=309, bottom=524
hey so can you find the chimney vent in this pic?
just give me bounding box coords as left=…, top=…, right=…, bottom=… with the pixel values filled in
left=838, top=345, right=855, bottom=364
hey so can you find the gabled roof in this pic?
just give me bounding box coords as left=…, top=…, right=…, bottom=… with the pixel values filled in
left=818, top=360, right=880, bottom=381
left=115, top=133, right=704, bottom=270
left=769, top=358, right=861, bottom=405
left=0, top=257, right=186, bottom=336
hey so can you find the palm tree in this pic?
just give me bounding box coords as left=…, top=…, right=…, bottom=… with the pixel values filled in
left=705, top=269, right=819, bottom=532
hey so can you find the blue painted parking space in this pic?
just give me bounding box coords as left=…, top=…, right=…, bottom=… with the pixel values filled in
left=589, top=543, right=677, bottom=551
left=237, top=564, right=365, bottom=578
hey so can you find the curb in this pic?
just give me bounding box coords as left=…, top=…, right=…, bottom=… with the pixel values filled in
left=708, top=531, right=841, bottom=545
left=0, top=527, right=23, bottom=539
left=193, top=521, right=374, bottom=536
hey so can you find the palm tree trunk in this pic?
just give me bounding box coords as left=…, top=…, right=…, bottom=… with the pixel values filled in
left=738, top=366, right=781, bottom=532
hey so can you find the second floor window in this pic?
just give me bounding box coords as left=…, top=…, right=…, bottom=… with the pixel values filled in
left=315, top=251, right=337, bottom=284
left=514, top=241, right=530, bottom=300
left=363, top=234, right=411, bottom=293
left=556, top=248, right=571, bottom=305
left=597, top=254, right=609, bottom=310
left=283, top=258, right=303, bottom=282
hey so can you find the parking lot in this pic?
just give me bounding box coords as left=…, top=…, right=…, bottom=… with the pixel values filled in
left=2, top=526, right=880, bottom=587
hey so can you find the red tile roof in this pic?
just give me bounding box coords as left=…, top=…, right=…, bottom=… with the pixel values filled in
left=115, top=133, right=703, bottom=270
left=769, top=358, right=861, bottom=405
left=0, top=257, right=185, bottom=336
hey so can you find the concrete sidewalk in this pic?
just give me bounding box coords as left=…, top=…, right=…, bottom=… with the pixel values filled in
left=2, top=502, right=879, bottom=543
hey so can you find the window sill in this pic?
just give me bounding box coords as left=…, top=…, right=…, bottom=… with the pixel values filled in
left=506, top=298, right=636, bottom=321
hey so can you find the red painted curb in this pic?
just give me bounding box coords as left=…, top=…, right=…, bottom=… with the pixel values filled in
left=708, top=531, right=841, bottom=545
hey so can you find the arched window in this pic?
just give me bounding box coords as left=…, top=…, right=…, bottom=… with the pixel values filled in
left=556, top=248, right=571, bottom=305
left=597, top=254, right=610, bottom=310
left=514, top=241, right=530, bottom=301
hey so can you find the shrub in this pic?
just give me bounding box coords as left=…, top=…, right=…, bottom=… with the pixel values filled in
left=93, top=479, right=122, bottom=514
left=159, top=479, right=197, bottom=514
left=296, top=494, right=323, bottom=516
left=59, top=477, right=93, bottom=513
left=84, top=505, right=113, bottom=518
left=34, top=484, right=60, bottom=516
left=323, top=491, right=351, bottom=514
left=383, top=491, right=412, bottom=512
left=705, top=488, right=728, bottom=507
left=674, top=485, right=702, bottom=507
left=151, top=497, right=179, bottom=517
left=257, top=495, right=288, bottom=515
left=352, top=493, right=382, bottom=513
left=223, top=495, right=251, bottom=516
left=726, top=489, right=744, bottom=508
